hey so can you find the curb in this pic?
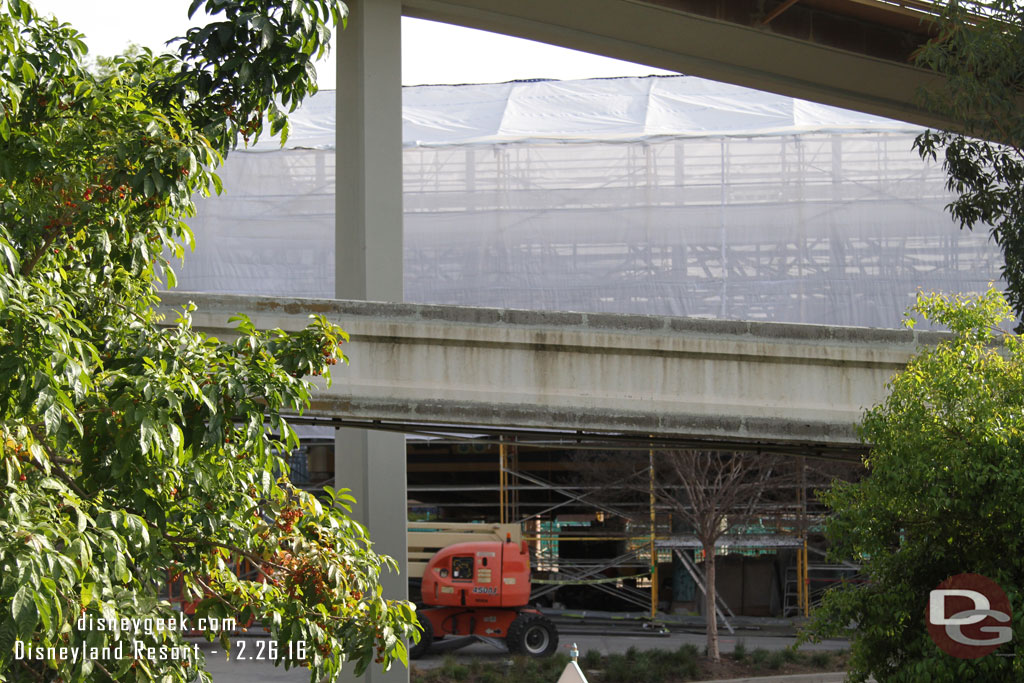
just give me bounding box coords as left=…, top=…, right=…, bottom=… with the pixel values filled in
left=694, top=673, right=851, bottom=683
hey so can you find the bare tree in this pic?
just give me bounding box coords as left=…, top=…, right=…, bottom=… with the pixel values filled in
left=569, top=449, right=863, bottom=660
left=652, top=450, right=785, bottom=661
left=573, top=450, right=807, bottom=660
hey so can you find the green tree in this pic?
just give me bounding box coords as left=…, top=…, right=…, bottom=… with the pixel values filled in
left=913, top=1, right=1024, bottom=328
left=0, top=1, right=418, bottom=681
left=803, top=289, right=1024, bottom=681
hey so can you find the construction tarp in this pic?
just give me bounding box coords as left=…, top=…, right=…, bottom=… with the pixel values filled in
left=173, top=75, right=1004, bottom=330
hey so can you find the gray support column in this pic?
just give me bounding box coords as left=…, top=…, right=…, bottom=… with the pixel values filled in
left=336, top=0, right=404, bottom=301
left=334, top=1, right=408, bottom=681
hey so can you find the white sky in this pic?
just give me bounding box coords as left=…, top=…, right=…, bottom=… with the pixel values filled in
left=30, top=0, right=676, bottom=87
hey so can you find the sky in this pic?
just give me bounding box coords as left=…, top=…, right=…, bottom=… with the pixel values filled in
left=29, top=0, right=677, bottom=88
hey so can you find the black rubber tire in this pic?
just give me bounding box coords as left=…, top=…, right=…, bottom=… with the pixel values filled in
left=410, top=615, right=433, bottom=660
left=506, top=613, right=558, bottom=657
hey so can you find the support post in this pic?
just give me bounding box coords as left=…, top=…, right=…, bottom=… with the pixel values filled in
left=799, top=457, right=809, bottom=617
left=795, top=456, right=805, bottom=617
left=499, top=439, right=507, bottom=525
left=510, top=439, right=519, bottom=522
left=334, top=1, right=406, bottom=680
left=798, top=540, right=806, bottom=618
left=649, top=447, right=657, bottom=620
left=796, top=546, right=804, bottom=617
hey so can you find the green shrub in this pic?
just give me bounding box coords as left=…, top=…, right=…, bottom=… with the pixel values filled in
left=436, top=655, right=469, bottom=681
left=581, top=649, right=603, bottom=669
left=666, top=645, right=700, bottom=679
left=810, top=651, right=833, bottom=668
left=599, top=646, right=700, bottom=683
left=750, top=648, right=770, bottom=666
left=543, top=653, right=572, bottom=680
left=781, top=646, right=800, bottom=663
left=603, top=653, right=635, bottom=683
left=732, top=640, right=748, bottom=662
left=766, top=651, right=786, bottom=670
left=509, top=655, right=543, bottom=683
left=676, top=643, right=699, bottom=659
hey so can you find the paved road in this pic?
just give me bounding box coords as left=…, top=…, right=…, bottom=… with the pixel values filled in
left=198, top=639, right=311, bottom=682
left=412, top=630, right=850, bottom=670
left=194, top=630, right=850, bottom=681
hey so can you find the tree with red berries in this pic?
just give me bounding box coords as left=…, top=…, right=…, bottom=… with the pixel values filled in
left=0, top=1, right=418, bottom=681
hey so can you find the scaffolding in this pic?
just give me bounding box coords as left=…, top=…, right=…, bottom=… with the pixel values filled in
left=292, top=422, right=855, bottom=621
left=402, top=132, right=997, bottom=328
left=177, top=76, right=1004, bottom=331
left=483, top=437, right=837, bottom=620
left=173, top=75, right=993, bottom=621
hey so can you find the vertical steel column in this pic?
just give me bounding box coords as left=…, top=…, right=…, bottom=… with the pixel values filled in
left=510, top=439, right=519, bottom=523
left=499, top=439, right=507, bottom=525
left=798, top=456, right=808, bottom=617
left=795, top=456, right=805, bottom=616
left=650, top=445, right=658, bottom=620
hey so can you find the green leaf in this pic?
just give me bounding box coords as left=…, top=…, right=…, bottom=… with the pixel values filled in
left=140, top=416, right=157, bottom=455
left=0, top=4, right=420, bottom=677
left=20, top=60, right=36, bottom=83
left=33, top=592, right=51, bottom=634
left=393, top=639, right=408, bottom=667
left=260, top=21, right=275, bottom=50
left=0, top=237, right=20, bottom=273
left=11, top=586, right=38, bottom=640
left=114, top=551, right=128, bottom=583
left=43, top=402, right=61, bottom=435
left=100, top=602, right=116, bottom=631
left=80, top=583, right=94, bottom=608
left=69, top=538, right=91, bottom=576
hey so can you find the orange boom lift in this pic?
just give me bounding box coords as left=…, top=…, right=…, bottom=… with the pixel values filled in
left=410, top=537, right=558, bottom=658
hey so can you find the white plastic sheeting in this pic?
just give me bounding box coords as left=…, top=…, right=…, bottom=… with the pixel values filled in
left=175, top=75, right=1005, bottom=329
left=248, top=75, right=921, bottom=149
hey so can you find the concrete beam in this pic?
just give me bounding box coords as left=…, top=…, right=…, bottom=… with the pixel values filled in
left=161, top=292, right=941, bottom=451
left=401, top=0, right=951, bottom=129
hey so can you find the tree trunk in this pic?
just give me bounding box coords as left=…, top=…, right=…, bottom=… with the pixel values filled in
left=704, top=546, right=720, bottom=661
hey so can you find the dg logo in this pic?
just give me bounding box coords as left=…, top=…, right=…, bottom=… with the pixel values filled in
left=927, top=573, right=1013, bottom=659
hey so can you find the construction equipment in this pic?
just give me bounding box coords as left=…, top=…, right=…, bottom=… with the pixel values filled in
left=410, top=537, right=558, bottom=659
left=408, top=522, right=520, bottom=579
